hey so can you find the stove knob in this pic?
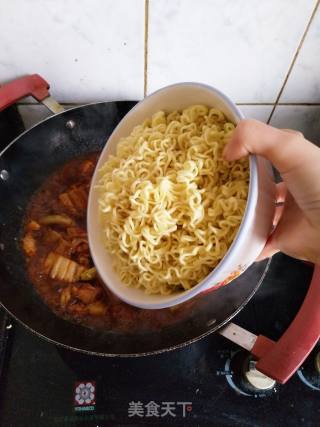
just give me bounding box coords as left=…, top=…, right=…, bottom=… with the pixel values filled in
left=314, top=352, right=320, bottom=374
left=244, top=359, right=276, bottom=391
left=225, top=350, right=277, bottom=396
left=297, top=348, right=320, bottom=390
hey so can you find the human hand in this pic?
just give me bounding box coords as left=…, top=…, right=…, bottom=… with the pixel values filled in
left=223, top=119, right=320, bottom=264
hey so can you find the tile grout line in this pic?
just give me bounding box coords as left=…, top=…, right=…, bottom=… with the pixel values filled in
left=143, top=0, right=149, bottom=98
left=267, top=0, right=320, bottom=124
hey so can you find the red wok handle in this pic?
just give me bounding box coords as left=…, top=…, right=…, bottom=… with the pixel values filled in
left=252, top=265, right=320, bottom=383
left=0, top=74, right=50, bottom=112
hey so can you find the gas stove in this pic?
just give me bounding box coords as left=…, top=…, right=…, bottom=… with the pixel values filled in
left=0, top=253, right=319, bottom=427
left=0, top=106, right=319, bottom=427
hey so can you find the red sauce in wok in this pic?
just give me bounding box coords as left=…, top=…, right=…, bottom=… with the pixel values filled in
left=22, top=153, right=191, bottom=331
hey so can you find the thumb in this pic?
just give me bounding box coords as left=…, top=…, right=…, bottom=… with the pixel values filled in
left=223, top=120, right=320, bottom=225
left=223, top=119, right=315, bottom=174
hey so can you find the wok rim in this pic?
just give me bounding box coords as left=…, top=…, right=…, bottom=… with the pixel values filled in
left=0, top=101, right=271, bottom=356
left=0, top=258, right=271, bottom=357
left=0, top=100, right=137, bottom=158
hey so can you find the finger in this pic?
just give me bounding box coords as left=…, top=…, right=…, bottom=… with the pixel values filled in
left=275, top=181, right=287, bottom=204
left=273, top=204, right=285, bottom=227
left=258, top=190, right=295, bottom=261
left=281, top=129, right=304, bottom=137
left=257, top=202, right=286, bottom=260
left=223, top=119, right=318, bottom=175
left=272, top=182, right=287, bottom=228
left=223, top=120, right=320, bottom=224
left=258, top=186, right=292, bottom=260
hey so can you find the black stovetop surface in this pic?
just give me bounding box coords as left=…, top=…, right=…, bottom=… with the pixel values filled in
left=0, top=106, right=319, bottom=427
left=0, top=254, right=319, bottom=427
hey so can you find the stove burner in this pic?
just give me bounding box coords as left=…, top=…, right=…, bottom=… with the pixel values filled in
left=297, top=346, right=320, bottom=391
left=223, top=350, right=277, bottom=397
left=0, top=253, right=318, bottom=426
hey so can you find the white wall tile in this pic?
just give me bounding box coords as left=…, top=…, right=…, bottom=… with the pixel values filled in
left=270, top=105, right=320, bottom=145
left=148, top=0, right=316, bottom=103
left=280, top=7, right=320, bottom=103
left=0, top=0, right=144, bottom=103
left=238, top=105, right=273, bottom=123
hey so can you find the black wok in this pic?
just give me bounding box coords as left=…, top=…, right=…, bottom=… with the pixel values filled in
left=0, top=75, right=319, bottom=384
